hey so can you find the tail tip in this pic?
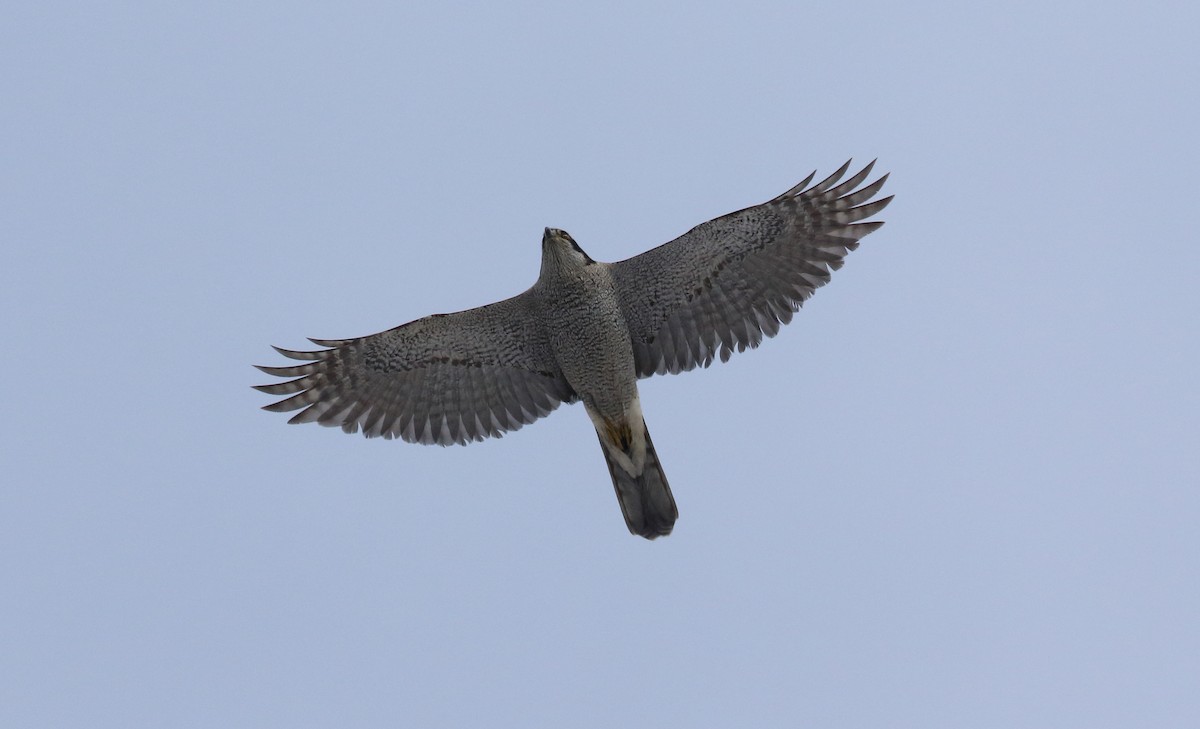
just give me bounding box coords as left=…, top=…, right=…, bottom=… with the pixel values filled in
left=630, top=514, right=677, bottom=540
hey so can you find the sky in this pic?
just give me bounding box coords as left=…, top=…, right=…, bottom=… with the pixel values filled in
left=3, top=1, right=1198, bottom=727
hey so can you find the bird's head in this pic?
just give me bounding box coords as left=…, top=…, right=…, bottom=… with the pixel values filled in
left=541, top=227, right=595, bottom=271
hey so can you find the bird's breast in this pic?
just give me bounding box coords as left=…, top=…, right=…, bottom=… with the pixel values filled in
left=540, top=267, right=638, bottom=412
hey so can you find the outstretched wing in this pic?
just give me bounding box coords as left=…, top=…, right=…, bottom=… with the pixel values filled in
left=254, top=290, right=576, bottom=446
left=611, top=160, right=892, bottom=378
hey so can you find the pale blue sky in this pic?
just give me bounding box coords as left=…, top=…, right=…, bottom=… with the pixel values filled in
left=3, top=1, right=1198, bottom=727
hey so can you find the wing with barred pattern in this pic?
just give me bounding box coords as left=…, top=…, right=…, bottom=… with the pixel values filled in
left=611, top=160, right=892, bottom=377
left=254, top=291, right=576, bottom=446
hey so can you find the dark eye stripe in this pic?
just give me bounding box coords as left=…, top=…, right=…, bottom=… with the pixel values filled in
left=569, top=239, right=595, bottom=264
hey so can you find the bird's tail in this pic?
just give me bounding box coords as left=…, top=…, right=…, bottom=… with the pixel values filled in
left=597, top=420, right=677, bottom=539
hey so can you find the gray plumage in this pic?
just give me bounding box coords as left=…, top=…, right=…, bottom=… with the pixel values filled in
left=255, top=160, right=892, bottom=539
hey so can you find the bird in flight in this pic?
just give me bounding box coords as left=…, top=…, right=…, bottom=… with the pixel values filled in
left=256, top=160, right=892, bottom=539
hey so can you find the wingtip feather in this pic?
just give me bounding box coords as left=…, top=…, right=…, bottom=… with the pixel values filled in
left=808, top=159, right=853, bottom=195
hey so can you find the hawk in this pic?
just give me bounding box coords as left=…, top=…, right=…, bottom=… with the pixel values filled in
left=256, top=160, right=892, bottom=539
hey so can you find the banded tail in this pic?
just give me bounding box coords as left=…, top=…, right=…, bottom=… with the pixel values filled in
left=596, top=419, right=678, bottom=539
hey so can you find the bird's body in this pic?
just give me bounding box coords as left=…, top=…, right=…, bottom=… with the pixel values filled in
left=536, top=238, right=638, bottom=427
left=256, top=161, right=892, bottom=538
left=536, top=229, right=674, bottom=536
